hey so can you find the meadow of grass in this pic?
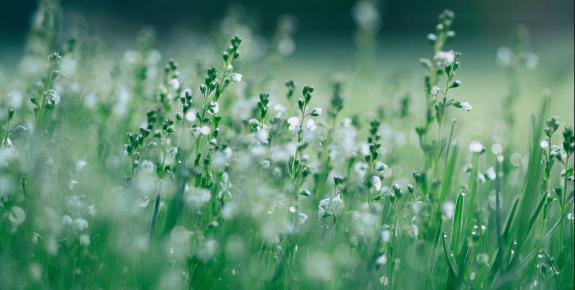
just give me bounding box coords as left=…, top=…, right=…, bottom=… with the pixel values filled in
left=0, top=1, right=573, bottom=289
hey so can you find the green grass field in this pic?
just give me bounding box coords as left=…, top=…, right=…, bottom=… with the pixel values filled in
left=0, top=1, right=573, bottom=289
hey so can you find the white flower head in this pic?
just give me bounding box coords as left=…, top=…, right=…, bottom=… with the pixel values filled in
left=431, top=86, right=442, bottom=97
left=185, top=188, right=211, bottom=211
left=73, top=218, right=89, bottom=231
left=48, top=90, right=60, bottom=104
left=352, top=1, right=380, bottom=30
left=68, top=180, right=78, bottom=190
left=354, top=162, right=368, bottom=179
left=469, top=141, right=485, bottom=154
left=75, top=160, right=87, bottom=171
left=435, top=50, right=456, bottom=66
left=148, top=50, right=162, bottom=64
left=318, top=193, right=344, bottom=218
left=311, top=107, right=322, bottom=117
left=360, top=143, right=370, bottom=156
left=371, top=175, right=382, bottom=191
left=460, top=102, right=473, bottom=112
left=305, top=119, right=317, bottom=131
left=256, top=127, right=270, bottom=144
left=381, top=230, right=391, bottom=243
left=185, top=111, right=197, bottom=122
left=208, top=102, right=219, bottom=114
left=141, top=160, right=155, bottom=173
left=198, top=239, right=218, bottom=262
left=540, top=139, right=549, bottom=149
left=442, top=201, right=455, bottom=219
left=181, top=88, right=192, bottom=98
left=8, top=90, right=23, bottom=108
left=298, top=212, right=309, bottom=224
left=169, top=78, right=180, bottom=90
left=477, top=172, right=487, bottom=183
left=79, top=234, right=90, bottom=246
left=486, top=167, right=497, bottom=180
left=407, top=224, right=419, bottom=239
left=199, top=126, right=211, bottom=136
left=86, top=205, right=97, bottom=217
left=62, top=215, right=73, bottom=225
left=497, top=47, right=512, bottom=66
left=287, top=116, right=300, bottom=132
left=229, top=73, right=242, bottom=83
left=376, top=254, right=387, bottom=266
left=8, top=206, right=26, bottom=226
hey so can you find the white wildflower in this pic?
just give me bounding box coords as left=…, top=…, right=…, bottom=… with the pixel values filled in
left=360, top=143, right=370, bottom=156
left=431, top=86, right=441, bottom=97
left=48, top=89, right=60, bottom=104
left=185, top=111, right=197, bottom=122
left=310, top=107, right=322, bottom=116
left=354, top=162, right=368, bottom=179
left=199, top=126, right=211, bottom=136
left=460, top=102, right=473, bottom=111
left=141, top=160, right=155, bottom=173
left=279, top=38, right=296, bottom=55
left=497, top=47, right=512, bottom=66
left=486, top=167, right=497, bottom=180
left=287, top=116, right=300, bottom=132
left=476, top=253, right=489, bottom=265
left=79, top=234, right=90, bottom=246
left=185, top=188, right=211, bottom=211
left=256, top=127, right=269, bottom=144
left=75, top=160, right=87, bottom=171
left=407, top=224, right=419, bottom=239
left=298, top=212, right=309, bottom=224
left=372, top=175, right=382, bottom=191
left=86, top=205, right=97, bottom=217
left=8, top=206, right=26, bottom=226
left=352, top=1, right=380, bottom=30
left=73, top=218, right=89, bottom=231
left=491, top=144, right=503, bottom=155
left=376, top=254, right=387, bottom=266
left=198, top=239, right=218, bottom=262
left=148, top=50, right=162, bottom=64
left=62, top=215, right=73, bottom=225
left=435, top=50, right=456, bottom=65
left=540, top=139, right=549, bottom=149
left=381, top=230, right=391, bottom=243
left=169, top=78, right=180, bottom=90
left=469, top=141, right=485, bottom=154
left=208, top=102, right=219, bottom=114
left=123, top=50, right=140, bottom=64
left=229, top=73, right=242, bottom=83
left=318, top=193, right=344, bottom=218
left=442, top=201, right=455, bottom=219
left=8, top=90, right=23, bottom=108
left=305, top=119, right=317, bottom=131
left=477, top=173, right=486, bottom=183
left=138, top=194, right=150, bottom=208
left=68, top=180, right=78, bottom=190
left=261, top=160, right=270, bottom=168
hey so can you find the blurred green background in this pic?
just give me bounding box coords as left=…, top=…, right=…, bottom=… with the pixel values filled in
left=1, top=0, right=573, bottom=38
left=0, top=0, right=573, bottom=140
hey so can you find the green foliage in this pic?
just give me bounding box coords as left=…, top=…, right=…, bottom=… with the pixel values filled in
left=0, top=4, right=573, bottom=290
